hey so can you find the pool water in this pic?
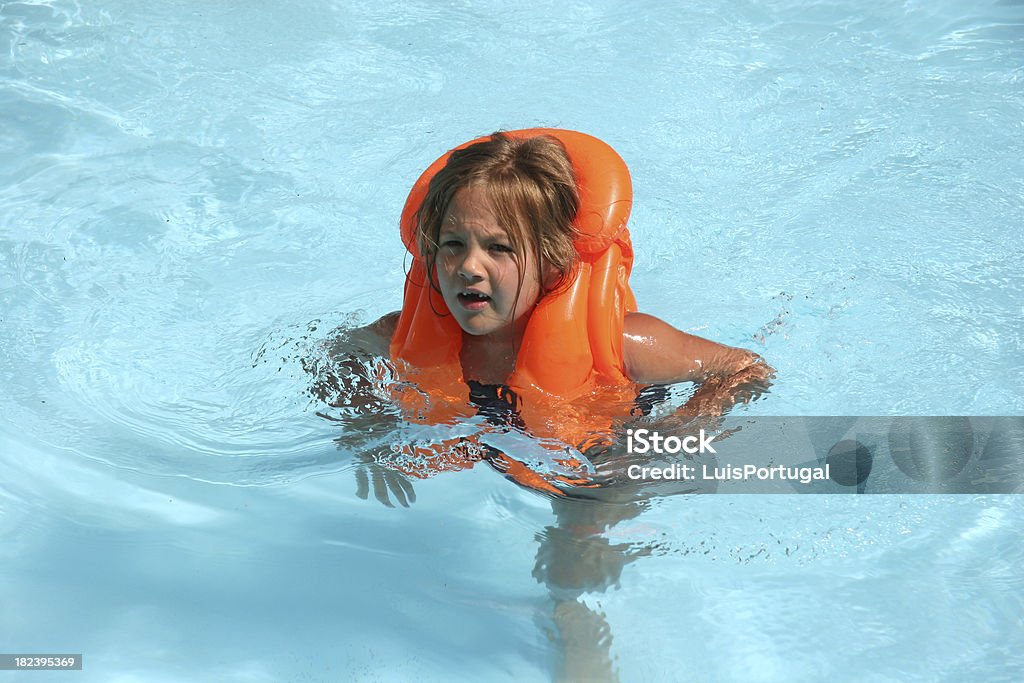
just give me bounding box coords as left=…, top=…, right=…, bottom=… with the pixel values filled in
left=2, top=0, right=1023, bottom=680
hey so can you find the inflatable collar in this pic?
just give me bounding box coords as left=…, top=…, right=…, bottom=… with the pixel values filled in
left=390, top=128, right=637, bottom=404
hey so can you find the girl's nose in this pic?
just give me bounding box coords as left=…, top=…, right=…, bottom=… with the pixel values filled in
left=458, top=247, right=484, bottom=281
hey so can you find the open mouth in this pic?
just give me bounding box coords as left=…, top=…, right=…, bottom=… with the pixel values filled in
left=457, top=291, right=491, bottom=310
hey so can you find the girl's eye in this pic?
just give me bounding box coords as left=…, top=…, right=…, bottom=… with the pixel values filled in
left=490, top=243, right=513, bottom=254
left=441, top=239, right=462, bottom=248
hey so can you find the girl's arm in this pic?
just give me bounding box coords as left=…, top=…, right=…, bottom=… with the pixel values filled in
left=308, top=311, right=399, bottom=406
left=308, top=311, right=411, bottom=506
left=622, top=312, right=775, bottom=415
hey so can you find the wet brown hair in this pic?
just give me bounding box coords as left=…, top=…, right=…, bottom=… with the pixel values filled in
left=415, top=132, right=580, bottom=296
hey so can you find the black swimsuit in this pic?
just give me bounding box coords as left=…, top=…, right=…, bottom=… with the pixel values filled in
left=468, top=379, right=669, bottom=429
left=467, top=380, right=525, bottom=430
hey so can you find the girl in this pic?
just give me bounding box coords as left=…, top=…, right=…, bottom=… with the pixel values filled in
left=313, top=129, right=773, bottom=501
left=362, top=129, right=773, bottom=420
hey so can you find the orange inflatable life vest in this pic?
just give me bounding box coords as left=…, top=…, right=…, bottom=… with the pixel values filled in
left=390, top=128, right=638, bottom=418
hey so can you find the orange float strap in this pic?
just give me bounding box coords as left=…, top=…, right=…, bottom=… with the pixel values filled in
left=390, top=128, right=637, bottom=404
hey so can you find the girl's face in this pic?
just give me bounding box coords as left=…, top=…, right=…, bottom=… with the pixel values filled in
left=436, top=186, right=544, bottom=341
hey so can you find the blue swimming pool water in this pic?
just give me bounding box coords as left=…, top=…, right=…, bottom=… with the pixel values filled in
left=2, top=0, right=1023, bottom=680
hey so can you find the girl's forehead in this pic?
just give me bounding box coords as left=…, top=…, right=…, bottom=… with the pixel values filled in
left=449, top=185, right=495, bottom=214
left=443, top=187, right=507, bottom=234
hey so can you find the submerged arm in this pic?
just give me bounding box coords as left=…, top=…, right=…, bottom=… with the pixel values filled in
left=308, top=311, right=399, bottom=407
left=306, top=311, right=411, bottom=506
left=623, top=312, right=775, bottom=416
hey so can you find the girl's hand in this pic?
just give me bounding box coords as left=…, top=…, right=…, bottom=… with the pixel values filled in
left=678, top=358, right=776, bottom=417
left=354, top=454, right=417, bottom=508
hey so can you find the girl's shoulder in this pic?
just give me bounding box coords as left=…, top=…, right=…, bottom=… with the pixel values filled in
left=366, top=311, right=400, bottom=351
left=370, top=311, right=401, bottom=337
left=328, top=312, right=399, bottom=360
